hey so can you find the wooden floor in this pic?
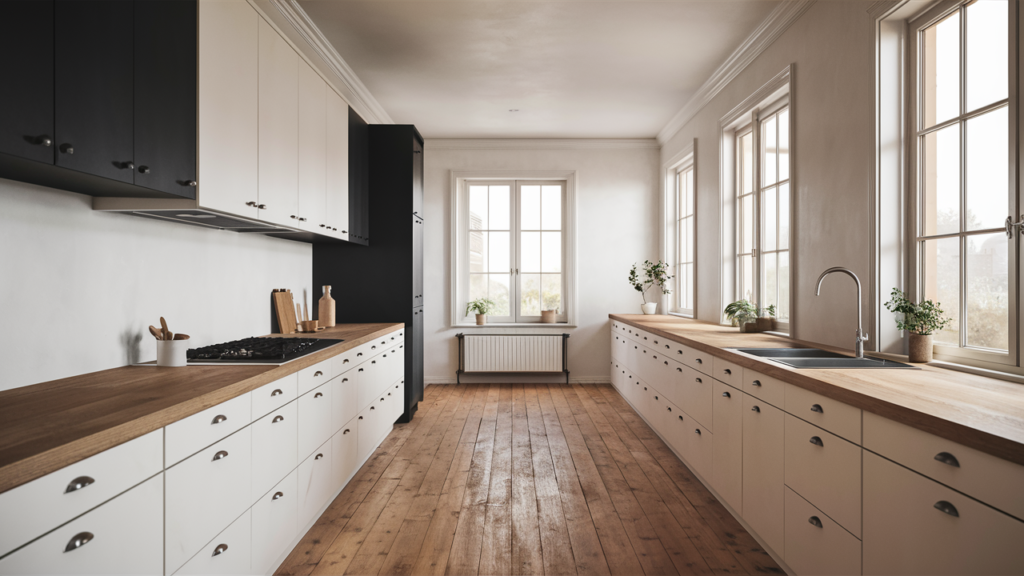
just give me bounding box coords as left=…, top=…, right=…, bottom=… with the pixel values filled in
left=277, top=384, right=782, bottom=576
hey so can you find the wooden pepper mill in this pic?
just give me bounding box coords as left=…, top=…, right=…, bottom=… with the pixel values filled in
left=318, top=285, right=336, bottom=328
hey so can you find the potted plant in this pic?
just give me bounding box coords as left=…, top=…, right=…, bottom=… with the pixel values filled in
left=756, top=304, right=776, bottom=332
left=883, top=288, right=952, bottom=363
left=629, top=260, right=674, bottom=314
left=466, top=298, right=496, bottom=326
left=724, top=300, right=759, bottom=332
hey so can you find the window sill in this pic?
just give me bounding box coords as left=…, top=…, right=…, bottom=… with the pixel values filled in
left=454, top=323, right=577, bottom=329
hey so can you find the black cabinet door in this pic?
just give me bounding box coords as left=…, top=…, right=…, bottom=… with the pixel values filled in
left=348, top=106, right=369, bottom=244
left=134, top=0, right=196, bottom=198
left=55, top=0, right=134, bottom=183
left=412, top=138, right=423, bottom=217
left=412, top=305, right=423, bottom=403
left=0, top=1, right=55, bottom=164
left=413, top=216, right=423, bottom=307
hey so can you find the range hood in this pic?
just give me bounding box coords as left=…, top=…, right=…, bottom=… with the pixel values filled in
left=93, top=197, right=298, bottom=235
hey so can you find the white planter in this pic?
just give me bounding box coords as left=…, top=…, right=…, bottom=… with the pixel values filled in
left=641, top=303, right=658, bottom=315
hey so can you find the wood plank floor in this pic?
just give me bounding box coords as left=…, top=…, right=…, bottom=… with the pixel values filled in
left=277, top=384, right=783, bottom=576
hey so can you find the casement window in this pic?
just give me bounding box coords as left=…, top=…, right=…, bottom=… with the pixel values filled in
left=735, top=96, right=791, bottom=330
left=908, top=0, right=1015, bottom=368
left=674, top=162, right=696, bottom=316
left=453, top=175, right=576, bottom=325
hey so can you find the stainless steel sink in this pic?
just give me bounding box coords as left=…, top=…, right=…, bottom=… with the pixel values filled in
left=729, top=348, right=918, bottom=369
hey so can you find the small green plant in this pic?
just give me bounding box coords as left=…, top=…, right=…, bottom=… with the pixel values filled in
left=724, top=300, right=758, bottom=327
left=628, top=260, right=674, bottom=303
left=763, top=304, right=777, bottom=318
left=466, top=298, right=496, bottom=316
left=883, top=288, right=951, bottom=335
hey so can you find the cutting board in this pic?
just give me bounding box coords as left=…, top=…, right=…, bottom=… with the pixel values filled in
left=272, top=290, right=297, bottom=334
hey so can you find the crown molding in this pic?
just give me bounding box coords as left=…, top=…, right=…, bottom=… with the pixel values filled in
left=268, top=0, right=392, bottom=125
left=656, top=0, right=815, bottom=145
left=426, top=138, right=660, bottom=151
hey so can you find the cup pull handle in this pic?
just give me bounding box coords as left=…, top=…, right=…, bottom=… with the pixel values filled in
left=65, top=476, right=95, bottom=494
left=212, top=450, right=229, bottom=461
left=64, top=531, right=94, bottom=553
left=934, top=452, right=960, bottom=468
left=811, top=404, right=824, bottom=413
left=751, top=406, right=760, bottom=413
left=315, top=392, right=323, bottom=399
left=315, top=453, right=324, bottom=460
left=810, top=436, right=824, bottom=447
left=808, top=516, right=823, bottom=528
left=213, top=543, right=229, bottom=557
left=314, top=371, right=323, bottom=377
left=273, top=491, right=284, bottom=501
left=934, top=500, right=959, bottom=517
left=272, top=415, right=285, bottom=423
left=212, top=414, right=227, bottom=424
left=271, top=389, right=283, bottom=397
left=722, top=391, right=731, bottom=398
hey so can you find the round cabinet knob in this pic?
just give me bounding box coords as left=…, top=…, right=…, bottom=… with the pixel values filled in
left=64, top=531, right=94, bottom=553
left=213, top=544, right=229, bottom=557
left=35, top=135, right=52, bottom=147
left=60, top=143, right=74, bottom=154
left=138, top=165, right=150, bottom=174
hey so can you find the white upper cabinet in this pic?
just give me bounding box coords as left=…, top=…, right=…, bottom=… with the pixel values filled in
left=325, top=90, right=350, bottom=239
left=297, top=60, right=326, bottom=232
left=257, top=16, right=299, bottom=227
left=197, top=0, right=258, bottom=218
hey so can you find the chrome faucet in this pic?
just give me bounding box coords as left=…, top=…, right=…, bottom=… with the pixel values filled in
left=815, top=267, right=869, bottom=359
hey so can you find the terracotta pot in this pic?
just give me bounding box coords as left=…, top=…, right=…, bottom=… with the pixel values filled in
left=756, top=317, right=773, bottom=332
left=909, top=333, right=933, bottom=363
left=475, top=314, right=486, bottom=326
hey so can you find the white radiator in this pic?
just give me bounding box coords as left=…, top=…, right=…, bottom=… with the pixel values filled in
left=457, top=333, right=569, bottom=383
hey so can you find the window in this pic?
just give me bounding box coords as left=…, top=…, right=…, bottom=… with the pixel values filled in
left=674, top=162, right=696, bottom=315
left=453, top=174, right=575, bottom=325
left=909, top=0, right=1014, bottom=368
left=735, top=97, right=791, bottom=329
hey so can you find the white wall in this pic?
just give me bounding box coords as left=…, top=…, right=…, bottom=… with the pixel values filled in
left=0, top=178, right=312, bottom=392
left=660, top=1, right=876, bottom=351
left=423, top=141, right=660, bottom=383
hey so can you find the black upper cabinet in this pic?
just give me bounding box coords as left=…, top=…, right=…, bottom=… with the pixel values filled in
left=55, top=0, right=135, bottom=184
left=134, top=0, right=196, bottom=196
left=348, top=107, right=370, bottom=245
left=0, top=1, right=55, bottom=164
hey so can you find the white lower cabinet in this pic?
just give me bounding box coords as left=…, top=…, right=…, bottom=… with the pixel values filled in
left=166, top=427, right=253, bottom=575
left=863, top=451, right=1024, bottom=575
left=0, top=474, right=163, bottom=576
left=357, top=403, right=380, bottom=461
left=332, top=419, right=359, bottom=488
left=785, top=487, right=861, bottom=576
left=741, top=393, right=784, bottom=555
left=251, top=401, right=298, bottom=503
left=684, top=418, right=713, bottom=480
left=784, top=414, right=861, bottom=536
left=174, top=510, right=251, bottom=576
left=298, top=383, right=333, bottom=462
left=165, top=392, right=251, bottom=467
left=711, top=381, right=743, bottom=512
left=251, top=470, right=298, bottom=575
left=297, top=439, right=334, bottom=529
left=333, top=372, right=359, bottom=432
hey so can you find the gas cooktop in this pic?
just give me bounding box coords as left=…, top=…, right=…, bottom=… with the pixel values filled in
left=186, top=337, right=343, bottom=365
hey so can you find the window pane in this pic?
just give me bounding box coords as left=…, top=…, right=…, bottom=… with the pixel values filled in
left=740, top=132, right=753, bottom=194
left=966, top=0, right=1008, bottom=112
left=685, top=218, right=693, bottom=262
left=521, top=273, right=541, bottom=316
left=740, top=195, right=753, bottom=253
left=521, top=185, right=540, bottom=230
left=763, top=252, right=778, bottom=314
left=922, top=10, right=960, bottom=128
left=685, top=169, right=694, bottom=216
left=489, top=231, right=509, bottom=273
left=922, top=124, right=961, bottom=236
left=469, top=186, right=488, bottom=230
left=965, top=106, right=1008, bottom=231
left=541, top=231, right=561, bottom=273
left=489, top=274, right=511, bottom=317
left=490, top=185, right=510, bottom=230
left=683, top=263, right=694, bottom=310
left=966, top=232, right=1008, bottom=351
left=778, top=251, right=790, bottom=322
left=739, top=254, right=754, bottom=302
left=763, top=114, right=777, bottom=186
left=922, top=237, right=960, bottom=345
left=763, top=186, right=777, bottom=252
left=778, top=109, right=790, bottom=182
left=469, top=274, right=487, bottom=308
left=778, top=183, right=790, bottom=250
left=542, top=185, right=562, bottom=230
left=520, top=231, right=540, bottom=273
left=541, top=274, right=561, bottom=312
left=469, top=231, right=487, bottom=273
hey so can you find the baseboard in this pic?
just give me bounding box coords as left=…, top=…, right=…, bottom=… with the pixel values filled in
left=425, top=377, right=611, bottom=385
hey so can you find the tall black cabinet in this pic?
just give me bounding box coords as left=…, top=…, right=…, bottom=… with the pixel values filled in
left=313, top=125, right=424, bottom=423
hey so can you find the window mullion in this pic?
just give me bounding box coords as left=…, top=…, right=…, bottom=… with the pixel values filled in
left=753, top=109, right=763, bottom=308
left=512, top=180, right=521, bottom=323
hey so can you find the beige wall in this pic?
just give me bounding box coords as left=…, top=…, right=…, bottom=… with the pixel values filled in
left=661, top=1, right=876, bottom=350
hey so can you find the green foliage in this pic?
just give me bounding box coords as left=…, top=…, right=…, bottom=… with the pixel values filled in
left=628, top=260, right=674, bottom=304
left=765, top=304, right=777, bottom=318
left=466, top=298, right=496, bottom=316
left=724, top=300, right=758, bottom=326
left=883, top=288, right=952, bottom=336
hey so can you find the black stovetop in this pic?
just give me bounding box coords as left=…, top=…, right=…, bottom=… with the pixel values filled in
left=186, top=337, right=343, bottom=364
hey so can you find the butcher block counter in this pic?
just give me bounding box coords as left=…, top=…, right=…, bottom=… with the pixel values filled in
left=0, top=323, right=402, bottom=495
left=610, top=314, right=1024, bottom=467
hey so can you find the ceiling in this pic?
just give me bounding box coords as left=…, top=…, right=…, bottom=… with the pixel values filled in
left=297, top=0, right=783, bottom=139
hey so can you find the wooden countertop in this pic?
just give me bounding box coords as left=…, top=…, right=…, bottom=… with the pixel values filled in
left=0, top=323, right=403, bottom=495
left=610, top=314, right=1024, bottom=467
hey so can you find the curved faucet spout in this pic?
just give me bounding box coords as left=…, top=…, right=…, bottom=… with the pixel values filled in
left=815, top=267, right=868, bottom=358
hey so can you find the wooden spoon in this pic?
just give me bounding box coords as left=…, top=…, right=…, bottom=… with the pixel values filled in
left=149, top=325, right=163, bottom=340
left=173, top=333, right=190, bottom=340
left=160, top=317, right=169, bottom=341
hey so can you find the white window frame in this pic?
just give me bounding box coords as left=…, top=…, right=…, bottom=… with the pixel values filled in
left=665, top=143, right=696, bottom=317
left=451, top=170, right=578, bottom=327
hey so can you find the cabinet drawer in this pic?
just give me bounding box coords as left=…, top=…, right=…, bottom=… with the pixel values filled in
left=742, top=369, right=785, bottom=408
left=332, top=346, right=361, bottom=375
left=712, top=356, right=743, bottom=388
left=386, top=380, right=403, bottom=422
left=298, top=383, right=333, bottom=461
left=332, top=420, right=359, bottom=488
left=297, top=439, right=334, bottom=530
left=784, top=414, right=861, bottom=537
left=252, top=373, right=298, bottom=420
left=863, top=451, right=1024, bottom=575
left=786, top=384, right=861, bottom=444
left=165, top=428, right=252, bottom=576
left=742, top=393, right=785, bottom=555
left=672, top=362, right=713, bottom=430
left=683, top=418, right=713, bottom=481
left=711, top=382, right=743, bottom=513
left=784, top=487, right=861, bottom=576
left=864, top=412, right=1024, bottom=521
left=251, top=401, right=298, bottom=503
left=332, top=372, right=359, bottom=433
left=252, top=470, right=298, bottom=576
left=298, top=358, right=334, bottom=397
left=0, top=430, right=162, bottom=559
left=357, top=403, right=380, bottom=461
left=0, top=475, right=163, bottom=576
left=174, top=509, right=251, bottom=576
left=166, top=392, right=251, bottom=466
left=672, top=342, right=711, bottom=375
